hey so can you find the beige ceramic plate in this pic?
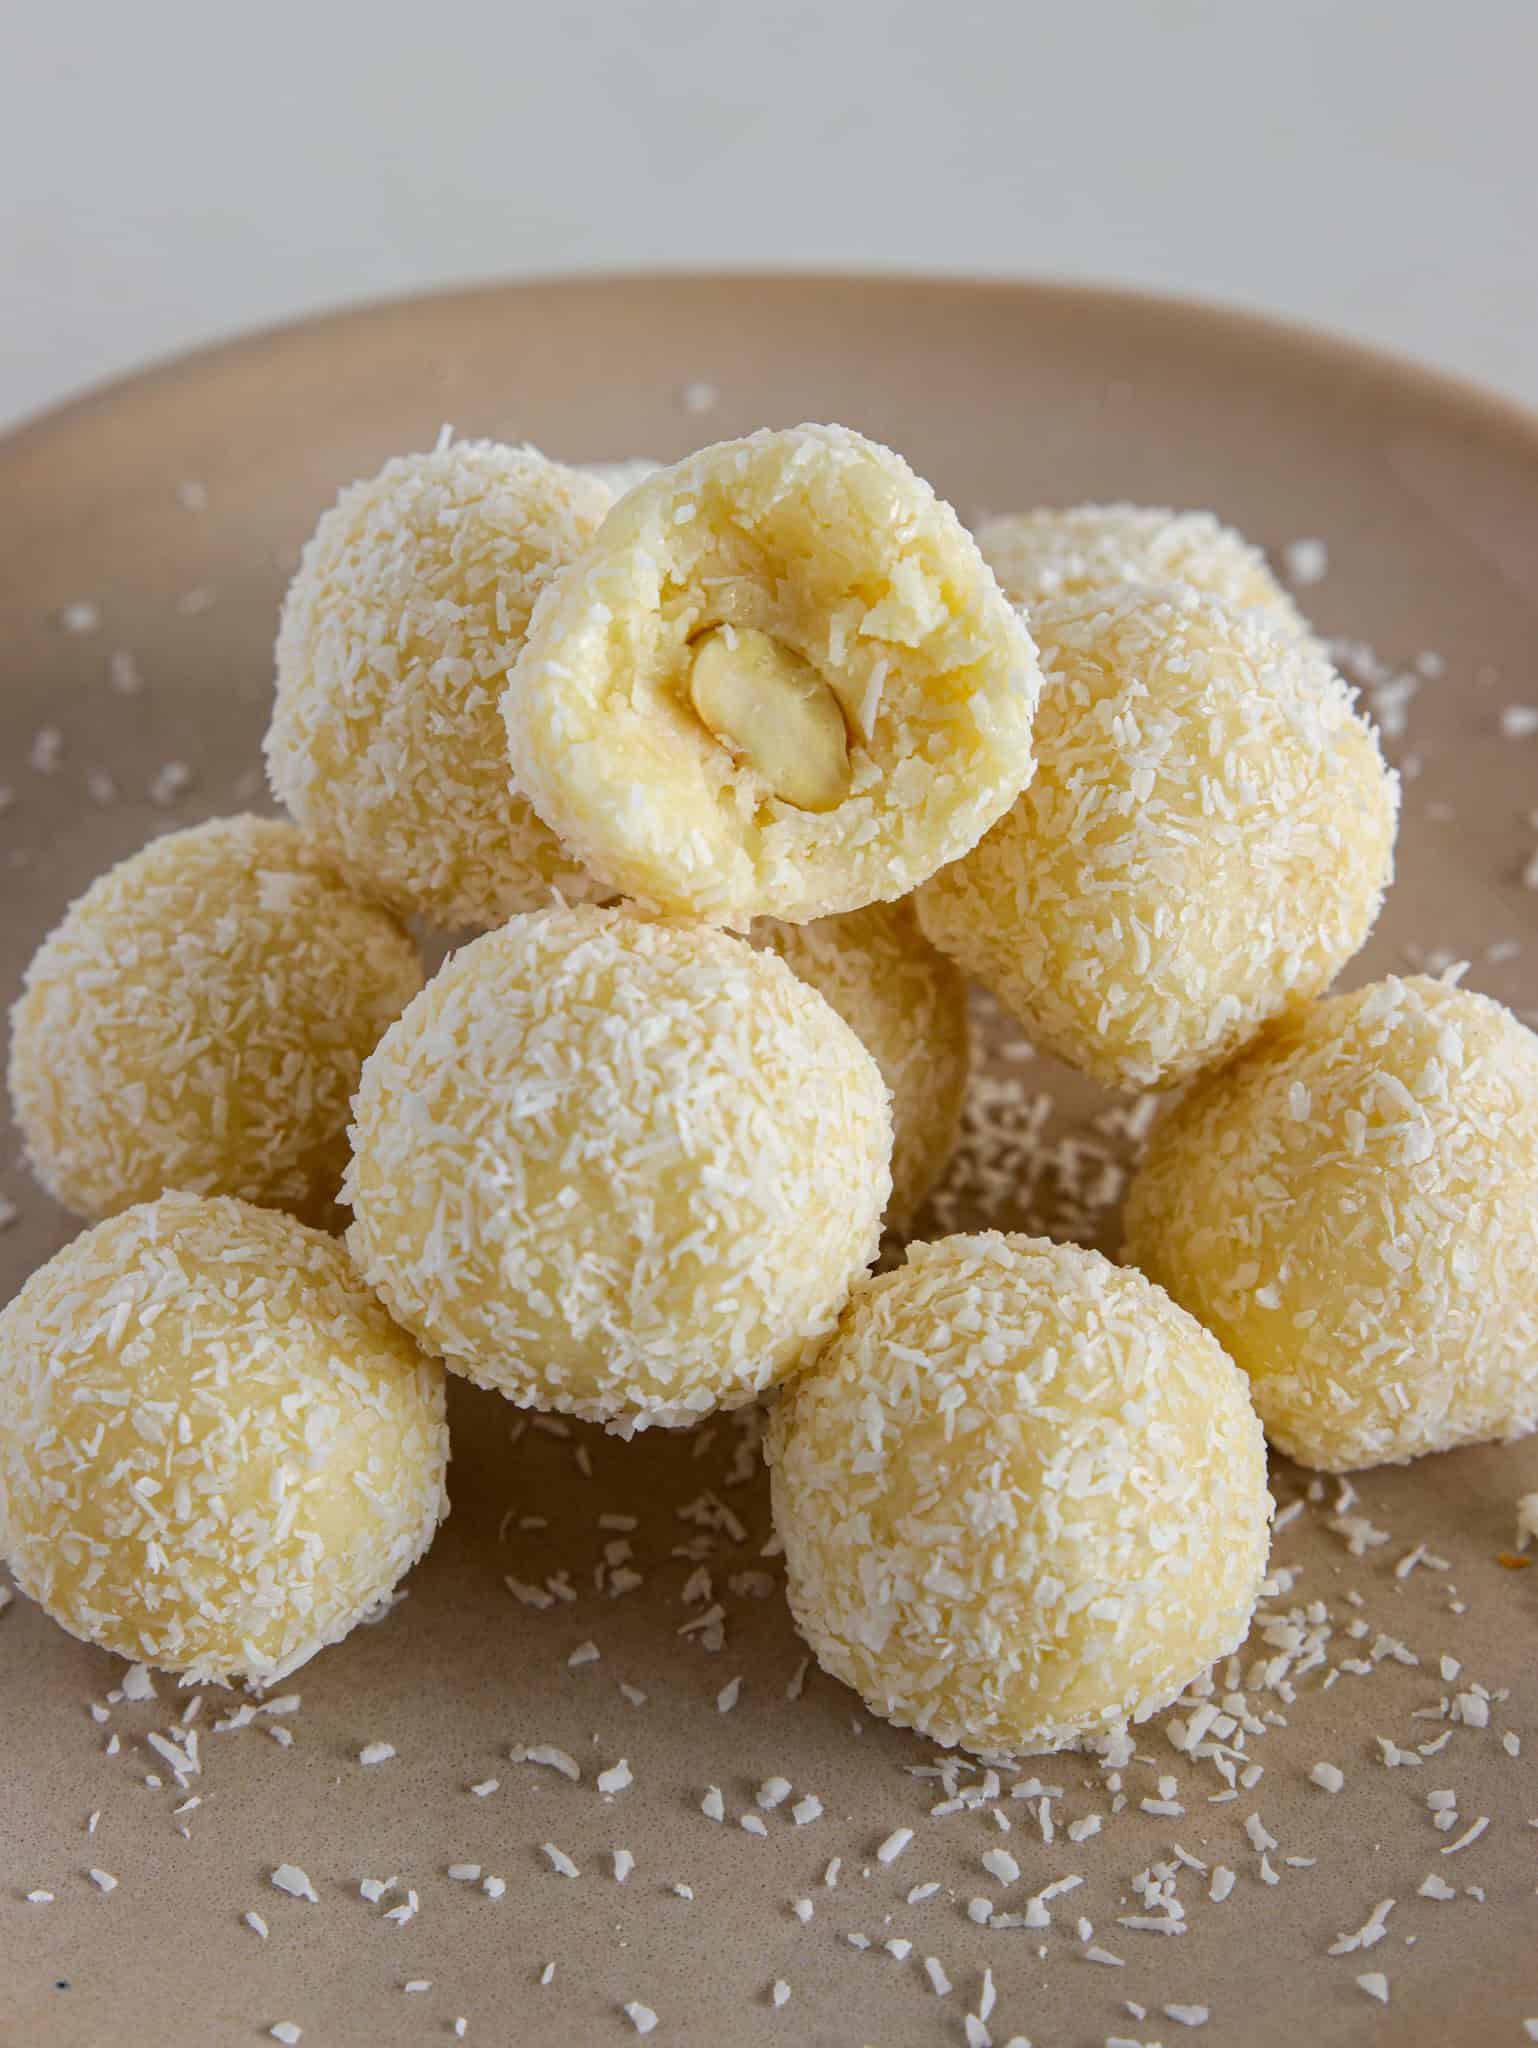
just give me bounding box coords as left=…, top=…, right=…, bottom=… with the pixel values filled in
left=2, top=276, right=1536, bottom=2048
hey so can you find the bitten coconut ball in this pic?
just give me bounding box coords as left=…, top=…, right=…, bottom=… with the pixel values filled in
left=768, top=1232, right=1271, bottom=1755
left=753, top=901, right=969, bottom=1232
left=0, top=1193, right=448, bottom=1683
left=266, top=439, right=610, bottom=929
left=1125, top=975, right=1538, bottom=1471
left=346, top=904, right=892, bottom=1431
left=978, top=502, right=1309, bottom=635
left=916, top=584, right=1398, bottom=1090
left=8, top=816, right=422, bottom=1226
left=504, top=424, right=1042, bottom=924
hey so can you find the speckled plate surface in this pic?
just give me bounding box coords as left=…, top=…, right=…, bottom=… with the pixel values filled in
left=2, top=275, right=1537, bottom=2048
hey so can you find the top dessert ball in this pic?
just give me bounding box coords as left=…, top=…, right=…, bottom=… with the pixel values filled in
left=504, top=425, right=1042, bottom=925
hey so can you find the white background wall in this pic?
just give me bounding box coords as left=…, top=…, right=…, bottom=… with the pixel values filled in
left=3, top=0, right=1535, bottom=428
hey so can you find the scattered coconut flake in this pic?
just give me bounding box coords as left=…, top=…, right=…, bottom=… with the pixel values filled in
left=1164, top=2007, right=1209, bottom=2029
left=717, top=1677, right=741, bottom=1714
left=541, top=1843, right=580, bottom=1878
left=792, top=1795, right=823, bottom=1825
left=701, top=1786, right=725, bottom=1822
left=482, top=1876, right=506, bottom=1900
left=470, top=1779, right=499, bottom=1798
left=924, top=1957, right=952, bottom=1997
left=1209, top=1868, right=1236, bottom=1904
left=270, top=1865, right=317, bottom=1903
left=877, top=1827, right=914, bottom=1865
left=622, top=2001, right=659, bottom=2035
left=1309, top=1763, right=1344, bottom=1794
left=513, top=1744, right=581, bottom=1782
left=568, top=1641, right=601, bottom=1667
left=26, top=1891, right=54, bottom=1904
left=269, top=2027, right=302, bottom=2045
left=771, top=1981, right=791, bottom=2009
left=1357, top=1973, right=1389, bottom=2004
left=358, top=1742, right=395, bottom=1767
left=1329, top=1899, right=1395, bottom=1955
left=756, top=1777, right=793, bottom=1811
left=448, top=1864, right=482, bottom=1883
left=1440, top=1817, right=1489, bottom=1855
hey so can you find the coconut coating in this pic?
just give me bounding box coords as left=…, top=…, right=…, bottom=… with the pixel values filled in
left=916, top=585, right=1398, bottom=1091
left=504, top=425, right=1042, bottom=924
left=8, top=816, right=422, bottom=1226
left=266, top=440, right=610, bottom=928
left=767, top=1232, right=1271, bottom=1755
left=753, top=902, right=969, bottom=1233
left=978, top=502, right=1309, bottom=635
left=1125, top=976, right=1538, bottom=1471
left=345, top=905, right=892, bottom=1432
left=0, top=1194, right=448, bottom=1683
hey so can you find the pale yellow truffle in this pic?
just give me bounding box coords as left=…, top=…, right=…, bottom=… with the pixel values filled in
left=346, top=905, right=892, bottom=1432
left=8, top=816, right=422, bottom=1226
left=753, top=902, right=969, bottom=1232
left=916, top=584, right=1398, bottom=1091
left=504, top=425, right=1042, bottom=924
left=266, top=440, right=610, bottom=928
left=1125, top=976, right=1538, bottom=1471
left=978, top=501, right=1309, bottom=635
left=768, top=1232, right=1271, bottom=1755
left=0, top=1194, right=448, bottom=1682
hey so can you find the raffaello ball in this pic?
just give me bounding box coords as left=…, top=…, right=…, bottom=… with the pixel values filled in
left=753, top=901, right=969, bottom=1232
left=916, top=583, right=1397, bottom=1090
left=266, top=439, right=610, bottom=928
left=768, top=1231, right=1271, bottom=1755
left=346, top=905, right=892, bottom=1432
left=0, top=1193, right=448, bottom=1684
left=504, top=425, right=1042, bottom=925
left=8, top=815, right=422, bottom=1226
left=1125, top=975, right=1538, bottom=1471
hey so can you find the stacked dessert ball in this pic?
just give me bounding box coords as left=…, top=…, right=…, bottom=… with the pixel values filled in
left=5, top=432, right=1533, bottom=1751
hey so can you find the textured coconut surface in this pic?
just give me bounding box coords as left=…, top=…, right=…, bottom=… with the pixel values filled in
left=1, top=275, right=1536, bottom=2047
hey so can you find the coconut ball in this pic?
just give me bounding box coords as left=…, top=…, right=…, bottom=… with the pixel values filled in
left=978, top=502, right=1308, bottom=635
left=0, top=1193, right=448, bottom=1683
left=346, top=904, right=892, bottom=1431
left=266, top=439, right=610, bottom=929
left=8, top=816, right=422, bottom=1226
left=753, top=901, right=969, bottom=1232
left=916, top=584, right=1398, bottom=1091
left=1125, top=975, right=1538, bottom=1471
left=768, top=1231, right=1271, bottom=1755
left=504, top=424, right=1041, bottom=925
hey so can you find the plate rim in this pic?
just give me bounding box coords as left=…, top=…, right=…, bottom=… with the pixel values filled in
left=6, top=268, right=1538, bottom=466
